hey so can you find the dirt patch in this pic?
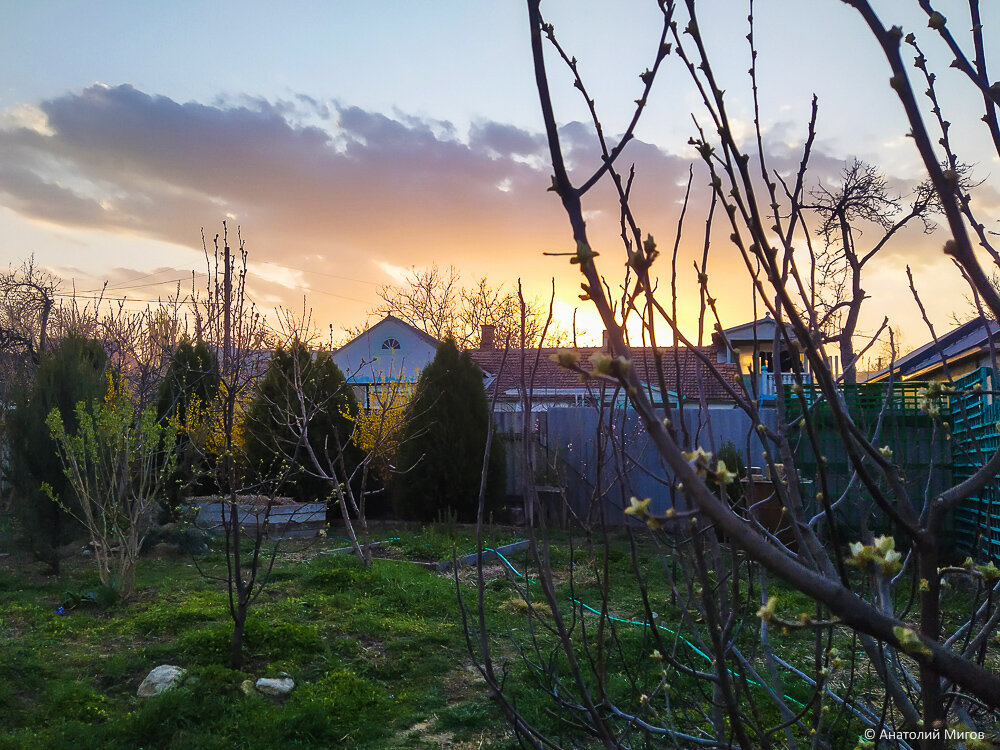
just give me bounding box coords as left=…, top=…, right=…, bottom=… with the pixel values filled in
left=405, top=717, right=457, bottom=747
left=389, top=666, right=497, bottom=748
left=398, top=714, right=489, bottom=749
left=441, top=663, right=486, bottom=700
left=369, top=544, right=404, bottom=561
left=452, top=563, right=515, bottom=587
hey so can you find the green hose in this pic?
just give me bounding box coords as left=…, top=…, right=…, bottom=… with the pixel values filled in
left=481, top=545, right=810, bottom=710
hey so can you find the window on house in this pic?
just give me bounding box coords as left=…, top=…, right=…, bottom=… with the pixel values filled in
left=381, top=338, right=401, bottom=351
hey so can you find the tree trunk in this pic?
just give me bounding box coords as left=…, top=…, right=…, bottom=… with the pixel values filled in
left=229, top=606, right=246, bottom=670
left=45, top=511, right=62, bottom=576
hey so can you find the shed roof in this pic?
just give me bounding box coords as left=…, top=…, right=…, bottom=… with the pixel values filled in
left=866, top=316, right=1000, bottom=381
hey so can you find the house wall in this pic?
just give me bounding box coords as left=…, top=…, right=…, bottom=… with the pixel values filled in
left=332, top=318, right=438, bottom=385
left=946, top=359, right=980, bottom=380
left=917, top=356, right=994, bottom=382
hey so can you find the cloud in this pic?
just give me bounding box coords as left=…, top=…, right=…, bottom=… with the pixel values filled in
left=0, top=83, right=970, bottom=337
left=469, top=121, right=545, bottom=159
left=0, top=85, right=576, bottom=266
left=0, top=103, right=54, bottom=136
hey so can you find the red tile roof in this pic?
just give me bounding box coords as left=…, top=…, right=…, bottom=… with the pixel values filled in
left=467, top=346, right=742, bottom=403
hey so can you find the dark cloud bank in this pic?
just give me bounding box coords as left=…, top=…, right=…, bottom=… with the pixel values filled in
left=0, top=83, right=958, bottom=331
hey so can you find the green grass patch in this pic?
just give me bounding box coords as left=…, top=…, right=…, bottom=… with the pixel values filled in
left=5, top=524, right=984, bottom=748
left=0, top=530, right=520, bottom=749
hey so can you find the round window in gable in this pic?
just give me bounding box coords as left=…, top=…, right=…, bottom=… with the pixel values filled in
left=382, top=337, right=401, bottom=351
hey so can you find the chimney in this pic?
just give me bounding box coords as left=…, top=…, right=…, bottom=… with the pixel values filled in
left=480, top=324, right=496, bottom=350
left=602, top=329, right=610, bottom=351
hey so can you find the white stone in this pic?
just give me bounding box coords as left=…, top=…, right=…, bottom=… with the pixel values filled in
left=137, top=665, right=186, bottom=697
left=255, top=674, right=295, bottom=696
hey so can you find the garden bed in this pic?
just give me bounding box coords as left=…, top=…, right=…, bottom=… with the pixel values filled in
left=186, top=499, right=326, bottom=539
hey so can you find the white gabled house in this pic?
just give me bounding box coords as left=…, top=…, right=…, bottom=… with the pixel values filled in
left=332, top=315, right=440, bottom=408
left=712, top=313, right=817, bottom=403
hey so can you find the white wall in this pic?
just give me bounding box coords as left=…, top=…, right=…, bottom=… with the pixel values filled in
left=332, top=317, right=438, bottom=385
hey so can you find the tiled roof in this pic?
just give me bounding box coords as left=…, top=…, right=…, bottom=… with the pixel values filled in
left=467, top=346, right=742, bottom=402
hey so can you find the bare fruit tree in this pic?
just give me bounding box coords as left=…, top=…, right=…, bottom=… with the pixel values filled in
left=188, top=223, right=279, bottom=670
left=460, top=2, right=1000, bottom=748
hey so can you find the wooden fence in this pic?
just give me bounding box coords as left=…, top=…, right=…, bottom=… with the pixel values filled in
left=494, top=406, right=776, bottom=525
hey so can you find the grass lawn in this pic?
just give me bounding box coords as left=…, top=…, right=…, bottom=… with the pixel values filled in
left=0, top=525, right=528, bottom=750
left=2, top=522, right=996, bottom=748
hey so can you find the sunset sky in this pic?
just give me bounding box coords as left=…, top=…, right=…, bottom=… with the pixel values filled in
left=1, top=1, right=998, bottom=350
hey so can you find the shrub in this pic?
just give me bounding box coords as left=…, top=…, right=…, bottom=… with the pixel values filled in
left=45, top=374, right=177, bottom=599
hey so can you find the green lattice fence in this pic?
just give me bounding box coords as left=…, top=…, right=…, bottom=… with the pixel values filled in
left=950, top=368, right=1000, bottom=562
left=785, top=382, right=946, bottom=534
left=784, top=372, right=1000, bottom=560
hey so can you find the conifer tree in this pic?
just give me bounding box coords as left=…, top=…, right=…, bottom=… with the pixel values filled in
left=156, top=339, right=221, bottom=507
left=243, top=340, right=359, bottom=505
left=396, top=338, right=504, bottom=521
left=6, top=334, right=107, bottom=573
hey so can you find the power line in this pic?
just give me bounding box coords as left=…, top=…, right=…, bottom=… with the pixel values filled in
left=50, top=293, right=196, bottom=304
left=83, top=267, right=191, bottom=291
left=306, top=287, right=372, bottom=305
left=67, top=260, right=377, bottom=298
left=74, top=276, right=198, bottom=294
left=46, top=264, right=376, bottom=309
left=50, top=286, right=372, bottom=308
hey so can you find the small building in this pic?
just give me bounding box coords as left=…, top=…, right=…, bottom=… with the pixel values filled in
left=713, top=313, right=815, bottom=403
left=332, top=315, right=440, bottom=408
left=865, top=316, right=1000, bottom=384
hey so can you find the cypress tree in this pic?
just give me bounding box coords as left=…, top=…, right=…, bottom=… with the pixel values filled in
left=6, top=334, right=107, bottom=573
left=155, top=339, right=221, bottom=508
left=243, top=341, right=359, bottom=507
left=396, top=338, right=504, bottom=522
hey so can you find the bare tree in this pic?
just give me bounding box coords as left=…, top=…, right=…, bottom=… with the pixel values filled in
left=807, top=159, right=940, bottom=383
left=457, top=2, right=1000, bottom=748
left=187, top=223, right=277, bottom=670
left=278, top=349, right=378, bottom=565
left=98, top=296, right=189, bottom=408
left=0, top=257, right=58, bottom=385
left=359, top=263, right=574, bottom=348
left=371, top=264, right=461, bottom=341
left=245, top=325, right=419, bottom=565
